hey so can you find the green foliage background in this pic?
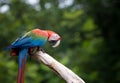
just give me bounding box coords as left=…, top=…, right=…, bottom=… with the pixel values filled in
left=0, top=0, right=120, bottom=83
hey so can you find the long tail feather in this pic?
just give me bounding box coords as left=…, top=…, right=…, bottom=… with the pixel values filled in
left=17, top=48, right=28, bottom=83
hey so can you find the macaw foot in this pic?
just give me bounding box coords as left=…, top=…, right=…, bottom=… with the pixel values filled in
left=40, top=48, right=45, bottom=53
left=28, top=47, right=45, bottom=56
left=28, top=46, right=39, bottom=56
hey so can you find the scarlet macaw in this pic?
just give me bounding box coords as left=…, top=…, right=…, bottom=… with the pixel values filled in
left=6, top=29, right=61, bottom=83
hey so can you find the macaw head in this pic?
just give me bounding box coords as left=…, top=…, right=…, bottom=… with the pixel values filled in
left=46, top=30, right=61, bottom=48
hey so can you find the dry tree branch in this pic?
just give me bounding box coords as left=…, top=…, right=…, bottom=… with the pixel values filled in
left=33, top=51, right=85, bottom=83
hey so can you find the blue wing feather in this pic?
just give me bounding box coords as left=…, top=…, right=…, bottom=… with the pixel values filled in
left=6, top=36, right=47, bottom=50
left=6, top=36, right=32, bottom=50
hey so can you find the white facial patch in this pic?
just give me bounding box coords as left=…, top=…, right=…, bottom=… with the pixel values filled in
left=48, top=34, right=60, bottom=41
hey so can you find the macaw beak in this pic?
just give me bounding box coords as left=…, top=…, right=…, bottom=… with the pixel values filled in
left=49, top=37, right=61, bottom=48
left=52, top=40, right=61, bottom=48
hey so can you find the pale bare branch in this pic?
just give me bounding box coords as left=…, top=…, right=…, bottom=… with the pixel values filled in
left=33, top=51, right=85, bottom=83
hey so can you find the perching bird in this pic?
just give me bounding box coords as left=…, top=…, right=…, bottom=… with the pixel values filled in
left=6, top=29, right=61, bottom=83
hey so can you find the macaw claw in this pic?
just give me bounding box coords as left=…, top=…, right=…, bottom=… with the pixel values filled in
left=28, top=47, right=39, bottom=56
left=40, top=48, right=45, bottom=53
left=28, top=47, right=45, bottom=56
